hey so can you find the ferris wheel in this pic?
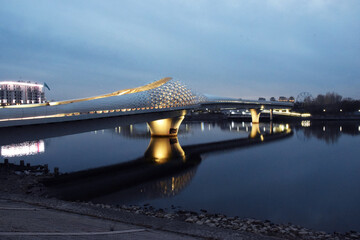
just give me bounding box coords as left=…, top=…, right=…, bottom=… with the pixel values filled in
left=296, top=92, right=313, bottom=103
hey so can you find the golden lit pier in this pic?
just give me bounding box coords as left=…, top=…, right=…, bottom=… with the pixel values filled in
left=249, top=108, right=262, bottom=124
left=147, top=112, right=186, bottom=137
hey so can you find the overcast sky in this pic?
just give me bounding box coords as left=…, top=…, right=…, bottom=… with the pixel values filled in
left=0, top=0, right=359, bottom=100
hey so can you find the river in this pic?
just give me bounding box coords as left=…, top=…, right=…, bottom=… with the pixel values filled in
left=1, top=118, right=359, bottom=233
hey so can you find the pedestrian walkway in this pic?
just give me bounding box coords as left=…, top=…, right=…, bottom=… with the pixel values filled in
left=0, top=198, right=200, bottom=240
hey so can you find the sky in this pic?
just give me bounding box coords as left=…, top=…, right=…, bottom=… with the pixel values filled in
left=0, top=0, right=359, bottom=101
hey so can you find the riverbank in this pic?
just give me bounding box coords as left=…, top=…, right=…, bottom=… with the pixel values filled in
left=1, top=165, right=359, bottom=240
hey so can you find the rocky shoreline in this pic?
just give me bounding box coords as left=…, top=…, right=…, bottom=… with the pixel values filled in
left=1, top=164, right=360, bottom=240
left=85, top=203, right=360, bottom=240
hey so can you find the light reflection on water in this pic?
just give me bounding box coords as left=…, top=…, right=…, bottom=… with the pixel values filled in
left=0, top=119, right=360, bottom=233
left=1, top=140, right=45, bottom=157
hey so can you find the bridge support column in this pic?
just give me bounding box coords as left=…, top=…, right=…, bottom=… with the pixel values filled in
left=147, top=115, right=185, bottom=137
left=249, top=108, right=261, bottom=124
left=269, top=109, right=273, bottom=121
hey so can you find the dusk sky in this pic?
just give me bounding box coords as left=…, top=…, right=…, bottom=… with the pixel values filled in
left=0, top=0, right=359, bottom=101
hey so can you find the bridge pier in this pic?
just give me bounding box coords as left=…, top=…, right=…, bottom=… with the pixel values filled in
left=249, top=108, right=261, bottom=124
left=147, top=114, right=185, bottom=137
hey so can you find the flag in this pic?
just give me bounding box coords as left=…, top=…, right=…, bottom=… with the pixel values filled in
left=44, top=82, right=51, bottom=91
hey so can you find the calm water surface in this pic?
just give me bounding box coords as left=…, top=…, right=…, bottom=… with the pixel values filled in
left=1, top=119, right=360, bottom=233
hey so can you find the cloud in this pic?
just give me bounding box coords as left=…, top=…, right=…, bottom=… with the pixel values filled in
left=0, top=0, right=359, bottom=100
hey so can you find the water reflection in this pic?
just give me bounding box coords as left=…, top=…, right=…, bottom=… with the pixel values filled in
left=44, top=136, right=201, bottom=201
left=1, top=140, right=45, bottom=157
left=44, top=125, right=292, bottom=203
left=295, top=121, right=360, bottom=144
left=144, top=137, right=185, bottom=164
left=110, top=121, right=292, bottom=141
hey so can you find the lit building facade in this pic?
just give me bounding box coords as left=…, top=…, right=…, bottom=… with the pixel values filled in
left=0, top=81, right=46, bottom=105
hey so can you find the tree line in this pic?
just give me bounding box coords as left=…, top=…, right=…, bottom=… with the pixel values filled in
left=294, top=92, right=360, bottom=115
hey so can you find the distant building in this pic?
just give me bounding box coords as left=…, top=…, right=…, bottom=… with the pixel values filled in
left=258, top=97, right=266, bottom=101
left=278, top=96, right=288, bottom=102
left=288, top=96, right=295, bottom=102
left=270, top=97, right=276, bottom=101
left=0, top=81, right=46, bottom=105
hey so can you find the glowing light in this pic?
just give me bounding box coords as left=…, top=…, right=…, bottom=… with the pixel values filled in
left=172, top=177, right=175, bottom=191
left=340, top=126, right=342, bottom=132
left=47, top=77, right=171, bottom=107
left=260, top=135, right=264, bottom=141
left=0, top=113, right=66, bottom=122
left=2, top=103, right=48, bottom=108
left=0, top=81, right=43, bottom=88
left=323, top=109, right=326, bottom=112
left=340, top=109, right=343, bottom=112
left=301, top=120, right=311, bottom=127
left=1, top=140, right=45, bottom=157
left=201, top=122, right=204, bottom=131
left=301, top=113, right=311, bottom=117
left=323, top=126, right=326, bottom=132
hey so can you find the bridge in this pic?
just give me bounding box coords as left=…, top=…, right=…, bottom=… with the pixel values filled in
left=0, top=78, right=293, bottom=136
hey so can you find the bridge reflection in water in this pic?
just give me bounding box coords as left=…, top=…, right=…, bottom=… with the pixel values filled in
left=43, top=123, right=292, bottom=203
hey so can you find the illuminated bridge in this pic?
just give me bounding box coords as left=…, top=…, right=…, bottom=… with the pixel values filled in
left=0, top=77, right=293, bottom=136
